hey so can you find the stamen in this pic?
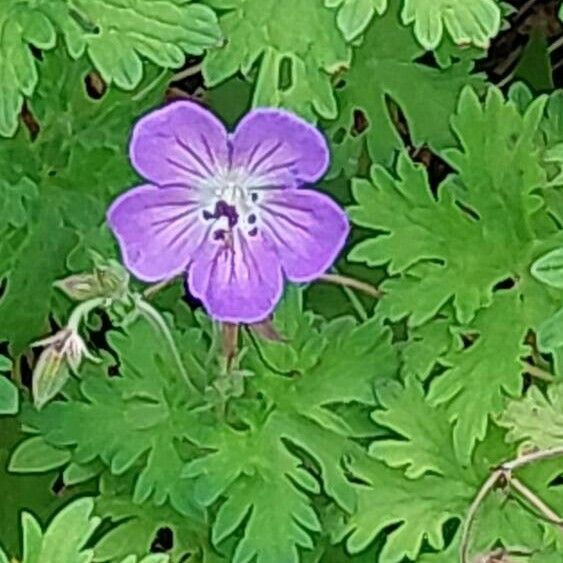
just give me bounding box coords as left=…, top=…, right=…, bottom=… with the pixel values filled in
left=203, top=200, right=239, bottom=227
left=216, top=200, right=239, bottom=228
left=248, top=227, right=258, bottom=237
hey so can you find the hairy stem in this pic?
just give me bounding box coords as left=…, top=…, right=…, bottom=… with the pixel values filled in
left=67, top=297, right=107, bottom=331
left=510, top=477, right=563, bottom=528
left=502, top=446, right=563, bottom=472
left=172, top=64, right=202, bottom=82
left=319, top=273, right=383, bottom=299
left=460, top=470, right=502, bottom=563
left=143, top=278, right=176, bottom=299
left=137, top=299, right=199, bottom=395
left=460, top=446, right=563, bottom=562
left=522, top=361, right=555, bottom=383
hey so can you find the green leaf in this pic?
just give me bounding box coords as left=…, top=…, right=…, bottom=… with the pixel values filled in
left=23, top=498, right=99, bottom=563
left=94, top=475, right=204, bottom=562
left=56, top=0, right=221, bottom=88
left=532, top=248, right=563, bottom=289
left=181, top=291, right=397, bottom=561
left=0, top=356, right=11, bottom=372
left=5, top=496, right=166, bottom=563
left=349, top=87, right=548, bottom=325
left=370, top=377, right=466, bottom=479
left=326, top=0, right=502, bottom=50
left=0, top=48, right=168, bottom=353
left=328, top=4, right=482, bottom=171
left=337, top=380, right=514, bottom=561
left=426, top=293, right=530, bottom=462
left=0, top=418, right=89, bottom=557
left=514, top=26, right=554, bottom=92
left=326, top=0, right=387, bottom=41
left=21, top=317, right=207, bottom=514
left=185, top=415, right=323, bottom=563
left=401, top=0, right=502, bottom=50
left=202, top=0, right=351, bottom=120
left=538, top=306, right=563, bottom=350
left=0, top=375, right=18, bottom=415
left=400, top=315, right=453, bottom=380
left=9, top=436, right=72, bottom=473
left=498, top=383, right=563, bottom=451
left=0, top=2, right=56, bottom=136
left=0, top=0, right=220, bottom=135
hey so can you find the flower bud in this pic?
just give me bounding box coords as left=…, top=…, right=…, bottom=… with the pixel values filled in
left=55, top=259, right=129, bottom=302
left=32, top=328, right=98, bottom=409
left=95, top=259, right=130, bottom=300
left=32, top=344, right=70, bottom=410
left=54, top=273, right=102, bottom=301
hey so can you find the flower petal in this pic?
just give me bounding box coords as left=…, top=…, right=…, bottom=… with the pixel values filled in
left=107, top=185, right=207, bottom=282
left=187, top=233, right=283, bottom=323
left=231, top=109, right=329, bottom=187
left=259, top=189, right=349, bottom=282
left=130, top=101, right=229, bottom=187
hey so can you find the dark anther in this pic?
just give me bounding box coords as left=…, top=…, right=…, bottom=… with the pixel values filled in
left=213, top=229, right=227, bottom=241
left=248, top=227, right=258, bottom=237
left=248, top=213, right=257, bottom=224
left=204, top=200, right=239, bottom=227
left=251, top=192, right=258, bottom=202
left=216, top=200, right=239, bottom=228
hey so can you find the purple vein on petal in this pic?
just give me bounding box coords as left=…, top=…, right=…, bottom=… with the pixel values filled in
left=200, top=134, right=218, bottom=168
left=244, top=143, right=262, bottom=171
left=149, top=208, right=198, bottom=228
left=150, top=199, right=201, bottom=208
left=240, top=236, right=265, bottom=286
left=191, top=224, right=216, bottom=260
left=175, top=135, right=215, bottom=177
left=165, top=157, right=208, bottom=181
left=262, top=206, right=310, bottom=234
left=266, top=199, right=315, bottom=213
left=154, top=218, right=199, bottom=255
left=247, top=141, right=284, bottom=175
left=229, top=247, right=237, bottom=284
left=257, top=159, right=297, bottom=177
left=154, top=216, right=201, bottom=251
left=260, top=217, right=293, bottom=251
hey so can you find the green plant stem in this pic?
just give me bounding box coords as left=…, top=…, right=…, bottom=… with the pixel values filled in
left=522, top=361, right=555, bottom=383
left=143, top=278, right=176, bottom=299
left=67, top=297, right=107, bottom=331
left=341, top=284, right=369, bottom=321
left=132, top=68, right=169, bottom=101
left=172, top=63, right=202, bottom=82
left=510, top=476, right=563, bottom=528
left=136, top=298, right=199, bottom=396
left=319, top=273, right=383, bottom=299
left=460, top=446, right=563, bottom=562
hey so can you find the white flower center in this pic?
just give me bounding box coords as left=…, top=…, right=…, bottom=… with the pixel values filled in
left=200, top=168, right=261, bottom=241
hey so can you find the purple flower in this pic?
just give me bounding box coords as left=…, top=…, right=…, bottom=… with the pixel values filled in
left=107, top=101, right=349, bottom=323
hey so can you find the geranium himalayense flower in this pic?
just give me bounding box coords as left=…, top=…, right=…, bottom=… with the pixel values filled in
left=108, top=101, right=349, bottom=323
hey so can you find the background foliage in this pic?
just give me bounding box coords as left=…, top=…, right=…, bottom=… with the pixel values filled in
left=1, top=0, right=563, bottom=562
